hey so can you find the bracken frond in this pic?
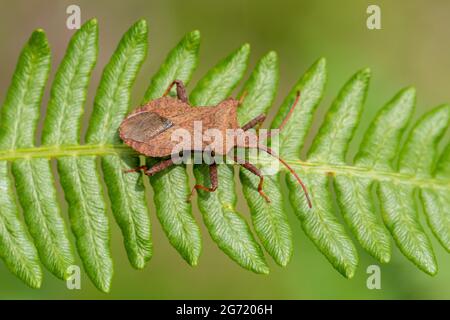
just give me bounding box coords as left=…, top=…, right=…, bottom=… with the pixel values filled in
left=0, top=19, right=448, bottom=292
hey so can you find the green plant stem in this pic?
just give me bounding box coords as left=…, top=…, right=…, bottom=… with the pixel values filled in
left=1, top=144, right=448, bottom=190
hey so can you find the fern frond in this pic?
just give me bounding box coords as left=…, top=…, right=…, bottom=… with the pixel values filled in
left=288, top=69, right=370, bottom=278
left=143, top=30, right=202, bottom=266
left=0, top=30, right=50, bottom=288
left=0, top=19, right=449, bottom=291
left=238, top=52, right=294, bottom=267
left=190, top=44, right=269, bottom=274
left=378, top=105, right=449, bottom=275
left=41, top=19, right=113, bottom=292
left=87, top=19, right=151, bottom=272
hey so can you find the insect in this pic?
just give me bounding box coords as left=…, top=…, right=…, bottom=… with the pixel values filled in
left=119, top=80, right=312, bottom=208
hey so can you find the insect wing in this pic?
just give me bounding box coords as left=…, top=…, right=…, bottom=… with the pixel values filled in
left=121, top=111, right=174, bottom=142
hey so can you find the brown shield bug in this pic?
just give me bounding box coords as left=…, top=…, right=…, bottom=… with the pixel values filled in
left=119, top=80, right=311, bottom=207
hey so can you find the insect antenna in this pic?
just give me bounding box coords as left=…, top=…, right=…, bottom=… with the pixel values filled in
left=266, top=90, right=301, bottom=138
left=238, top=91, right=248, bottom=107
left=257, top=144, right=312, bottom=208
left=163, top=80, right=177, bottom=97
left=279, top=91, right=301, bottom=131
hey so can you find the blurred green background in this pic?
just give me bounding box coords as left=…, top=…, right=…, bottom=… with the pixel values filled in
left=0, top=0, right=449, bottom=299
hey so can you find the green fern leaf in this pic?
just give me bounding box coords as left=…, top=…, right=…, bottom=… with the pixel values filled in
left=421, top=186, right=450, bottom=252
left=41, top=19, right=114, bottom=292
left=436, top=143, right=450, bottom=177
left=86, top=19, right=151, bottom=270
left=2, top=28, right=75, bottom=282
left=237, top=52, right=293, bottom=266
left=57, top=156, right=112, bottom=290
left=190, top=44, right=269, bottom=274
left=142, top=30, right=200, bottom=103
left=142, top=30, right=202, bottom=266
left=190, top=44, right=250, bottom=105
left=378, top=105, right=449, bottom=275
left=421, top=141, right=450, bottom=252
left=272, top=58, right=327, bottom=159
left=289, top=68, right=370, bottom=278
left=1, top=19, right=450, bottom=290
left=236, top=51, right=279, bottom=124
left=335, top=88, right=416, bottom=263
left=0, top=30, right=52, bottom=287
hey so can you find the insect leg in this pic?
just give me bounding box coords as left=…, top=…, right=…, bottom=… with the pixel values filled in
left=241, top=114, right=266, bottom=131
left=240, top=91, right=300, bottom=134
left=123, top=165, right=148, bottom=173
left=233, top=156, right=270, bottom=203
left=187, top=163, right=218, bottom=202
left=162, top=79, right=188, bottom=103
left=143, top=158, right=175, bottom=176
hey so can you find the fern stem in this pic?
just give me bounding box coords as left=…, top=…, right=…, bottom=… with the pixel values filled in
left=287, top=159, right=450, bottom=190
left=0, top=144, right=134, bottom=159
left=0, top=144, right=448, bottom=190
